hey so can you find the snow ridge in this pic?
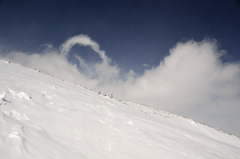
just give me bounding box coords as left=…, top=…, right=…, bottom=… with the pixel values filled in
left=0, top=58, right=240, bottom=159
left=123, top=101, right=239, bottom=138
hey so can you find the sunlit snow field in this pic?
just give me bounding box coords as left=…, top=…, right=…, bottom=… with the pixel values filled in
left=0, top=59, right=239, bottom=159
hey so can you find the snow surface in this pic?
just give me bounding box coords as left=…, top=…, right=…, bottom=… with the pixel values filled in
left=0, top=59, right=240, bottom=159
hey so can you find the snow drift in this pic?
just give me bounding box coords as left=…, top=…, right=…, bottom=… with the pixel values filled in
left=0, top=59, right=239, bottom=159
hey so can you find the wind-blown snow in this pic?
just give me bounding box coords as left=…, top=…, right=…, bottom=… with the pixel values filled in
left=0, top=59, right=239, bottom=159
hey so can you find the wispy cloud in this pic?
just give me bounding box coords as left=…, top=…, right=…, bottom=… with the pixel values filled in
left=1, top=35, right=240, bottom=135
left=60, top=35, right=110, bottom=63
left=1, top=35, right=120, bottom=87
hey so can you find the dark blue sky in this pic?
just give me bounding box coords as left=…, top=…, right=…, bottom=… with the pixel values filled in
left=0, top=0, right=240, bottom=74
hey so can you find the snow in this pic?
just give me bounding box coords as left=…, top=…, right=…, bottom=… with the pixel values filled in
left=0, top=59, right=240, bottom=159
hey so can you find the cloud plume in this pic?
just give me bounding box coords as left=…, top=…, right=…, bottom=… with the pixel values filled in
left=60, top=34, right=110, bottom=63
left=125, top=40, right=240, bottom=113
left=121, top=40, right=240, bottom=135
left=1, top=35, right=240, bottom=136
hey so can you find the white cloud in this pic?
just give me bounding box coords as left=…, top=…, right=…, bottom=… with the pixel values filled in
left=120, top=40, right=240, bottom=135
left=60, top=34, right=110, bottom=63
left=124, top=40, right=240, bottom=112
left=60, top=34, right=120, bottom=84
left=1, top=35, right=240, bottom=136
left=1, top=35, right=120, bottom=88
left=2, top=49, right=99, bottom=87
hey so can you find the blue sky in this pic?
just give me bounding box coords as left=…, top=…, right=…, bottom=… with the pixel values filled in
left=1, top=0, right=240, bottom=136
left=1, top=0, right=240, bottom=74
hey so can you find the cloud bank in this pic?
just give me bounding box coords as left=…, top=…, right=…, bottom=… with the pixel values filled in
left=126, top=40, right=240, bottom=113
left=121, top=40, right=240, bottom=135
left=1, top=35, right=240, bottom=136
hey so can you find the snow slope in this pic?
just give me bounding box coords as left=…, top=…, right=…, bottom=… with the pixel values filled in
left=0, top=59, right=240, bottom=159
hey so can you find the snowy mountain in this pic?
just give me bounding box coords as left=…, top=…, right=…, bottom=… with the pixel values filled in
left=0, top=58, right=240, bottom=159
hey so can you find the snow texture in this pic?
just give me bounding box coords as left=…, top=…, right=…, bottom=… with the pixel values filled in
left=0, top=59, right=240, bottom=159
